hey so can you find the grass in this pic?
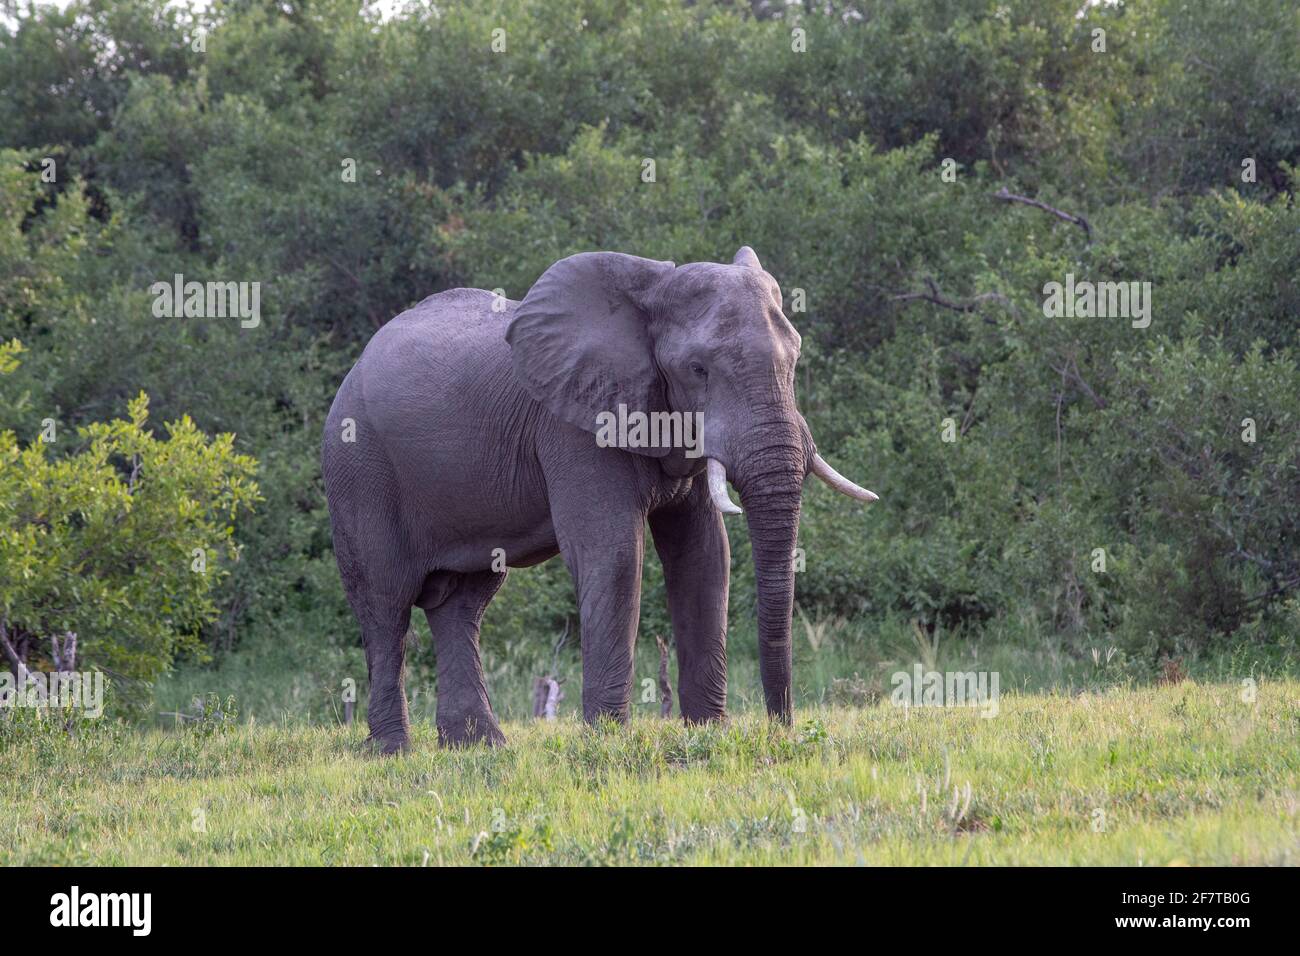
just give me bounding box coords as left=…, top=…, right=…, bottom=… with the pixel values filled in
left=154, top=610, right=1299, bottom=728
left=3, top=679, right=1297, bottom=865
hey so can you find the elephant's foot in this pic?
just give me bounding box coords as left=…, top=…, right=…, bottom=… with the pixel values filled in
left=582, top=695, right=632, bottom=725
left=365, top=715, right=412, bottom=755
left=365, top=730, right=410, bottom=756
left=681, top=707, right=727, bottom=726
left=437, top=712, right=506, bottom=749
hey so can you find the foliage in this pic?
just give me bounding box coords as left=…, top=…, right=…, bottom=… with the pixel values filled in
left=0, top=379, right=259, bottom=707
left=1, top=0, right=1297, bottom=706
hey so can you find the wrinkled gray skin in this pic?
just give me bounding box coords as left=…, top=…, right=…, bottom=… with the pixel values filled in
left=323, top=248, right=821, bottom=752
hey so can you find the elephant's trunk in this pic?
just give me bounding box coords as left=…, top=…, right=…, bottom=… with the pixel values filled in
left=732, top=423, right=805, bottom=723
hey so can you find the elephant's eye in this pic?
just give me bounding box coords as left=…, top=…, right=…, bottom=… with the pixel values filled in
left=690, top=362, right=708, bottom=379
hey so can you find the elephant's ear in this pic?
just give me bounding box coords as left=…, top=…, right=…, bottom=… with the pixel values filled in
left=733, top=246, right=763, bottom=271
left=506, top=252, right=675, bottom=455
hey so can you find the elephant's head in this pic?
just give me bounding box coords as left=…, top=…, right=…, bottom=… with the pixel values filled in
left=506, top=248, right=876, bottom=721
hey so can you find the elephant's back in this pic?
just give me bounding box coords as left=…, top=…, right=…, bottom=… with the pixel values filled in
left=371, top=287, right=516, bottom=374
left=324, top=287, right=553, bottom=565
left=354, top=288, right=522, bottom=421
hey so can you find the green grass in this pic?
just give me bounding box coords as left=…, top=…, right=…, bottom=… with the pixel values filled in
left=155, top=610, right=1299, bottom=729
left=3, top=680, right=1297, bottom=865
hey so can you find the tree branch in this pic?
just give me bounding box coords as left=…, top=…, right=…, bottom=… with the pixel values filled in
left=0, top=617, right=33, bottom=687
left=655, top=634, right=673, bottom=718
left=1050, top=355, right=1108, bottom=409
left=892, top=277, right=1017, bottom=314
left=50, top=631, right=77, bottom=672
left=994, top=187, right=1092, bottom=244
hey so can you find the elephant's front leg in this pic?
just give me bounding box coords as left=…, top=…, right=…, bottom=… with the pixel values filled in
left=649, top=476, right=730, bottom=722
left=552, top=507, right=646, bottom=723
left=566, top=529, right=646, bottom=722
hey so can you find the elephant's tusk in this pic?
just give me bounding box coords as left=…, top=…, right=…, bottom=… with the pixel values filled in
left=706, top=458, right=743, bottom=515
left=811, top=454, right=878, bottom=503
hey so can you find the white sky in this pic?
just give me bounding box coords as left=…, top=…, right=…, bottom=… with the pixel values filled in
left=3, top=0, right=414, bottom=27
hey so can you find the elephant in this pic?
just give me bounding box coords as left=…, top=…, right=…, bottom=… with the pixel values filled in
left=322, top=247, right=876, bottom=753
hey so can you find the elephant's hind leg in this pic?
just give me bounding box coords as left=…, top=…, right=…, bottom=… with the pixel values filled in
left=423, top=569, right=508, bottom=748
left=359, top=603, right=414, bottom=754
left=331, top=519, right=416, bottom=755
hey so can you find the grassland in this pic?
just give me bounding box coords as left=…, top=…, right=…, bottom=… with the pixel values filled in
left=3, top=679, right=1297, bottom=865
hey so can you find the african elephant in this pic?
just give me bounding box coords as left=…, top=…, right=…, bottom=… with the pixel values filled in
left=322, top=247, right=876, bottom=753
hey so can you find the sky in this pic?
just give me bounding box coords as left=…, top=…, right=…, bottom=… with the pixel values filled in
left=3, top=0, right=415, bottom=27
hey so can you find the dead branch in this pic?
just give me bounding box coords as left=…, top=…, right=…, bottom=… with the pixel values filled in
left=0, top=617, right=33, bottom=687
left=892, top=277, right=1017, bottom=315
left=50, top=631, right=77, bottom=672
left=531, top=677, right=549, bottom=718
left=1050, top=355, right=1108, bottom=410
left=959, top=385, right=979, bottom=437
left=531, top=620, right=570, bottom=720
left=994, top=187, right=1092, bottom=244
left=549, top=619, right=569, bottom=674
left=1241, top=573, right=1300, bottom=607
left=1054, top=365, right=1066, bottom=482
left=530, top=677, right=563, bottom=720
left=655, top=635, right=673, bottom=718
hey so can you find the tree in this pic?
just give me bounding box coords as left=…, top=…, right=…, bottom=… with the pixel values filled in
left=0, top=362, right=259, bottom=711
